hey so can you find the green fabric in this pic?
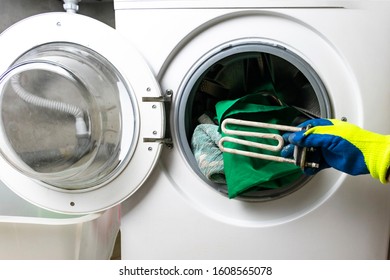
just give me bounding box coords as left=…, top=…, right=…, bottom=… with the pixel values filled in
left=216, top=93, right=303, bottom=198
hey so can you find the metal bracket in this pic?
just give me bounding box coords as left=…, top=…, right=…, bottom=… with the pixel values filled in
left=142, top=89, right=173, bottom=103
left=143, top=137, right=173, bottom=149
left=142, top=90, right=173, bottom=148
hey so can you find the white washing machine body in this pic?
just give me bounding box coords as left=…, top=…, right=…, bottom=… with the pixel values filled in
left=114, top=0, right=390, bottom=259
left=0, top=1, right=389, bottom=260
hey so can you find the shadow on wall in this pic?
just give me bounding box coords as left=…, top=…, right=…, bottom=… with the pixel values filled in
left=0, top=0, right=114, bottom=33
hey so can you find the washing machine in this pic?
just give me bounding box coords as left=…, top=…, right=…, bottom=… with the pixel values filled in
left=0, top=0, right=389, bottom=260
left=113, top=0, right=390, bottom=259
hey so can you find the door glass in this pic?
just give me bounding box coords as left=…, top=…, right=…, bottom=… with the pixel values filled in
left=0, top=43, right=137, bottom=190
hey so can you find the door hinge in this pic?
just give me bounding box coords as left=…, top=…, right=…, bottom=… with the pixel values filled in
left=142, top=89, right=173, bottom=103
left=143, top=137, right=173, bottom=149
left=142, top=89, right=173, bottom=149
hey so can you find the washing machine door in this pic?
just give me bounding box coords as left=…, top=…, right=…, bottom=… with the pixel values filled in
left=0, top=13, right=165, bottom=214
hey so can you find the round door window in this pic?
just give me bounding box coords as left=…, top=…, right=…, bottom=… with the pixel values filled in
left=0, top=43, right=136, bottom=191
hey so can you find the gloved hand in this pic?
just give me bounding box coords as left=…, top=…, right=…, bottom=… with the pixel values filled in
left=281, top=118, right=390, bottom=183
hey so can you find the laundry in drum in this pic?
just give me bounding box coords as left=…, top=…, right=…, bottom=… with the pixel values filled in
left=216, top=93, right=306, bottom=198
left=191, top=93, right=308, bottom=198
left=192, top=114, right=226, bottom=184
left=190, top=54, right=318, bottom=198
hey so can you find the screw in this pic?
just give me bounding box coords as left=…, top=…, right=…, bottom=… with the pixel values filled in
left=165, top=89, right=173, bottom=96
left=166, top=144, right=173, bottom=149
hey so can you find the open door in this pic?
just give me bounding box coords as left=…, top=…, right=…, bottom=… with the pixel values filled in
left=0, top=12, right=165, bottom=214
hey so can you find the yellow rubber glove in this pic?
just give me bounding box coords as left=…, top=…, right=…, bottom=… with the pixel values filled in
left=281, top=119, right=390, bottom=182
